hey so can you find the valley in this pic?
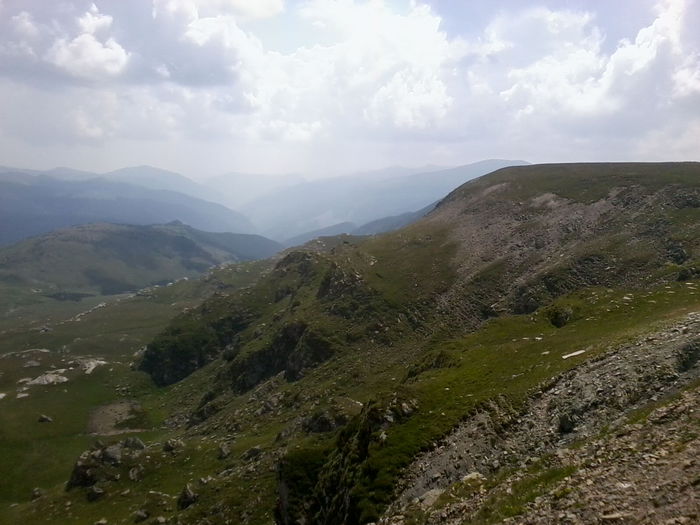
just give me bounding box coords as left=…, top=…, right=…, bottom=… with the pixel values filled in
left=1, top=162, right=698, bottom=525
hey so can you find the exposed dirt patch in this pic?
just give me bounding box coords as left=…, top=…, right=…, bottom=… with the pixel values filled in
left=87, top=400, right=145, bottom=435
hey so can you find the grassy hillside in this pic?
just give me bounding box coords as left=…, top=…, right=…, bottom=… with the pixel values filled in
left=0, top=222, right=281, bottom=300
left=1, top=162, right=699, bottom=525
left=0, top=259, right=274, bottom=515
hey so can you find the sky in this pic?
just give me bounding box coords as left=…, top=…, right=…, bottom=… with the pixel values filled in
left=0, top=0, right=698, bottom=179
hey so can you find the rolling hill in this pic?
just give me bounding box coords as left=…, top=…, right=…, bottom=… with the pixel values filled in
left=0, top=222, right=281, bottom=296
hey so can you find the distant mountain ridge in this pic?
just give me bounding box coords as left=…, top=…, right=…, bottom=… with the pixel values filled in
left=0, top=222, right=282, bottom=295
left=242, top=159, right=529, bottom=239
left=0, top=172, right=256, bottom=246
left=0, top=160, right=529, bottom=245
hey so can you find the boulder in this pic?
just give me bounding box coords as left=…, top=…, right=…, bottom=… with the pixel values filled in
left=177, top=483, right=198, bottom=510
left=87, top=485, right=105, bottom=502
left=163, top=438, right=184, bottom=452
left=122, top=437, right=146, bottom=450
left=102, top=444, right=123, bottom=466
left=37, top=414, right=53, bottom=423
left=241, top=446, right=262, bottom=461
left=218, top=442, right=231, bottom=460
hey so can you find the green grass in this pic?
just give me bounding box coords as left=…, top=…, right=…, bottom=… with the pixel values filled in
left=465, top=463, right=577, bottom=524
left=453, top=162, right=700, bottom=204
left=289, top=280, right=700, bottom=523
left=0, top=260, right=272, bottom=523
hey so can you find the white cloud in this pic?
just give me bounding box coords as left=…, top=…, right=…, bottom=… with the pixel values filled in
left=153, top=0, right=284, bottom=20
left=78, top=3, right=114, bottom=35
left=0, top=0, right=697, bottom=175
left=12, top=11, right=39, bottom=39
left=46, top=33, right=129, bottom=78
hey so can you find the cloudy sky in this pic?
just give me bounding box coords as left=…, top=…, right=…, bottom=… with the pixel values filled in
left=0, top=0, right=698, bottom=178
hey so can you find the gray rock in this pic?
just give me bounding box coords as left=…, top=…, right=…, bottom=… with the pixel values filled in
left=241, top=445, right=262, bottom=461
left=129, top=465, right=144, bottom=482
left=419, top=488, right=444, bottom=507
left=102, top=444, right=123, bottom=465
left=122, top=437, right=146, bottom=450
left=87, top=485, right=105, bottom=502
left=132, top=509, right=149, bottom=522
left=177, top=483, right=198, bottom=510
left=37, top=414, right=53, bottom=423
left=218, top=443, right=231, bottom=460
left=163, top=438, right=184, bottom=452
left=31, top=487, right=44, bottom=500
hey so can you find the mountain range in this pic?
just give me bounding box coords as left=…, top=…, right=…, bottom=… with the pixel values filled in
left=0, top=171, right=255, bottom=246
left=1, top=162, right=699, bottom=525
left=0, top=160, right=528, bottom=247
left=240, top=159, right=528, bottom=239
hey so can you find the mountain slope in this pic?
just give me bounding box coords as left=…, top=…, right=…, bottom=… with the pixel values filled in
left=283, top=222, right=358, bottom=247
left=0, top=173, right=256, bottom=246
left=5, top=162, right=700, bottom=525
left=0, top=222, right=281, bottom=296
left=105, top=165, right=218, bottom=202
left=352, top=202, right=437, bottom=235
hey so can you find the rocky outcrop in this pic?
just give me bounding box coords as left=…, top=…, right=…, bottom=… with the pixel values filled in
left=66, top=439, right=147, bottom=492
left=226, top=322, right=335, bottom=393
left=378, top=312, right=700, bottom=523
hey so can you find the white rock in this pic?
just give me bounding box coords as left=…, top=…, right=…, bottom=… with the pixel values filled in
left=27, top=373, right=69, bottom=386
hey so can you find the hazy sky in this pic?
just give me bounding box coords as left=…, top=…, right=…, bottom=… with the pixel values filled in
left=0, top=0, right=698, bottom=178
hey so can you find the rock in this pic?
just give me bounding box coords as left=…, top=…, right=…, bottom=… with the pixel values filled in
left=163, top=438, right=184, bottom=452
left=301, top=410, right=348, bottom=433
left=94, top=519, right=108, bottom=525
left=122, top=437, right=146, bottom=450
left=218, top=442, right=230, bottom=460
left=31, top=487, right=44, bottom=500
left=419, top=488, right=444, bottom=507
left=177, top=483, right=198, bottom=509
left=87, top=485, right=105, bottom=502
left=37, top=414, right=53, bottom=423
left=154, top=518, right=167, bottom=524
left=601, top=512, right=630, bottom=520
left=558, top=412, right=577, bottom=434
left=461, top=472, right=486, bottom=483
left=102, top=444, right=123, bottom=466
left=129, top=465, right=144, bottom=482
left=241, top=445, right=262, bottom=461
left=27, top=373, right=68, bottom=386
left=132, top=509, right=149, bottom=522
